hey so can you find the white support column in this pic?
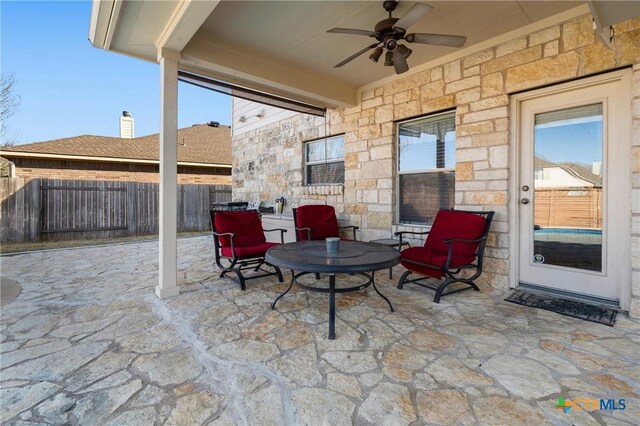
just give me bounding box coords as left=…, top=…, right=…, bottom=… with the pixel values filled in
left=156, top=49, right=180, bottom=298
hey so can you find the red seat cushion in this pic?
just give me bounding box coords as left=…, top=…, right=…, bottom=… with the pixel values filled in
left=221, top=242, right=278, bottom=259
left=400, top=246, right=476, bottom=278
left=213, top=211, right=266, bottom=248
left=295, top=205, right=340, bottom=240
left=424, top=210, right=487, bottom=257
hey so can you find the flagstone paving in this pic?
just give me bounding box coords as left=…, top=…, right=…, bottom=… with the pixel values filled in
left=1, top=236, right=639, bottom=425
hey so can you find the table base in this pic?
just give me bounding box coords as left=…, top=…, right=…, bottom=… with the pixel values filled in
left=272, top=271, right=394, bottom=339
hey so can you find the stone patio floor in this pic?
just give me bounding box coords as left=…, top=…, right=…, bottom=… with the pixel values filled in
left=1, top=235, right=639, bottom=425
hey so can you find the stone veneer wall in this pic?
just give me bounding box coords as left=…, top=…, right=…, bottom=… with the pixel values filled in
left=233, top=14, right=640, bottom=315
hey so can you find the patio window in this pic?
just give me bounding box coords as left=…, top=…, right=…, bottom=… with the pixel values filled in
left=305, top=135, right=345, bottom=185
left=397, top=111, right=456, bottom=225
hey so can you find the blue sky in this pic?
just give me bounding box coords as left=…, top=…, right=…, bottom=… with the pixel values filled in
left=535, top=118, right=602, bottom=167
left=1, top=1, right=231, bottom=145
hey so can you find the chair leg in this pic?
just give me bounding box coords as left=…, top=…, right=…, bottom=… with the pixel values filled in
left=229, top=269, right=246, bottom=291
left=397, top=270, right=411, bottom=289
left=433, top=278, right=456, bottom=303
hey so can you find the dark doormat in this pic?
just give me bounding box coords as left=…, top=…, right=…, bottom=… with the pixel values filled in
left=505, top=289, right=618, bottom=326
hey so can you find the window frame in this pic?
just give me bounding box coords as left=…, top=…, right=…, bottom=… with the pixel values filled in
left=304, top=134, right=345, bottom=186
left=396, top=110, right=457, bottom=226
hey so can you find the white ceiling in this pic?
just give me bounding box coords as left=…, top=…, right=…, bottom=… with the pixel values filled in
left=195, top=1, right=582, bottom=87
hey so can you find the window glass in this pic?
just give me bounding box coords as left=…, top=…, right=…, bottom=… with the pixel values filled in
left=399, top=172, right=455, bottom=224
left=305, top=135, right=345, bottom=185
left=397, top=112, right=456, bottom=225
left=306, top=140, right=326, bottom=163
left=399, top=114, right=456, bottom=172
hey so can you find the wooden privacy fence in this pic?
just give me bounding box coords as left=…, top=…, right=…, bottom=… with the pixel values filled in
left=0, top=178, right=231, bottom=243
left=534, top=188, right=602, bottom=229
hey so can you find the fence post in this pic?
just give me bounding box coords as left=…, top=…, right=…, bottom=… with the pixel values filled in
left=32, top=178, right=41, bottom=241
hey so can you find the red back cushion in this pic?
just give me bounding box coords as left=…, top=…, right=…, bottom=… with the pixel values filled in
left=425, top=210, right=487, bottom=257
left=295, top=205, right=340, bottom=240
left=213, top=211, right=266, bottom=248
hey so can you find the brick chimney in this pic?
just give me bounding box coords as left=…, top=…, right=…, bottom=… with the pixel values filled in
left=119, top=111, right=134, bottom=139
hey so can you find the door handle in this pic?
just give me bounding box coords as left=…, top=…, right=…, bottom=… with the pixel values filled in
left=521, top=198, right=530, bottom=205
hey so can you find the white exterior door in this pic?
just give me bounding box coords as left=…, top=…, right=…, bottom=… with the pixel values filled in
left=514, top=70, right=631, bottom=304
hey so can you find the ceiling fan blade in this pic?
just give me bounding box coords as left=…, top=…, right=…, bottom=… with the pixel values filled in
left=393, top=3, right=433, bottom=30
left=393, top=50, right=409, bottom=74
left=334, top=43, right=380, bottom=68
left=327, top=27, right=376, bottom=37
left=405, top=33, right=467, bottom=47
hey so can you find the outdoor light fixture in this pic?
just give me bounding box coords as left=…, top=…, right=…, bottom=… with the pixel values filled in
left=397, top=44, right=412, bottom=59
left=384, top=51, right=393, bottom=66
left=385, top=38, right=398, bottom=51
left=238, top=109, right=266, bottom=123
left=369, top=46, right=384, bottom=63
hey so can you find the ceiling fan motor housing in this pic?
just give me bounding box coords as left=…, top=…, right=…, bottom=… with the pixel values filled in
left=383, top=0, right=398, bottom=13
left=374, top=18, right=399, bottom=37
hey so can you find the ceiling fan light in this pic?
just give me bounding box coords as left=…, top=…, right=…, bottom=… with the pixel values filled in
left=385, top=38, right=398, bottom=51
left=397, top=44, right=412, bottom=59
left=384, top=51, right=394, bottom=66
left=369, top=46, right=384, bottom=63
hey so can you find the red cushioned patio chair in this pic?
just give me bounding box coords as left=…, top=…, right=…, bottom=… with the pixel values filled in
left=395, top=209, right=494, bottom=303
left=293, top=205, right=358, bottom=241
left=210, top=210, right=285, bottom=290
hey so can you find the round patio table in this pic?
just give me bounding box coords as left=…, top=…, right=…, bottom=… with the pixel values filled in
left=370, top=238, right=410, bottom=279
left=266, top=240, right=400, bottom=339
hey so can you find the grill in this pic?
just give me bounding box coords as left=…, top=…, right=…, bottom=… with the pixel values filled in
left=210, top=202, right=248, bottom=211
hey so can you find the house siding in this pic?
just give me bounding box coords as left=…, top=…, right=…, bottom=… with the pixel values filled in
left=232, top=14, right=640, bottom=316
left=9, top=158, right=231, bottom=185
left=232, top=98, right=297, bottom=138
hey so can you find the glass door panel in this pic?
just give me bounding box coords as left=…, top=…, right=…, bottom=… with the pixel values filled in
left=532, top=104, right=603, bottom=272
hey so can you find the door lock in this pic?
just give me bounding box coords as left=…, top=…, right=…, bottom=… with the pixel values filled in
left=522, top=185, right=529, bottom=191
left=521, top=198, right=530, bottom=205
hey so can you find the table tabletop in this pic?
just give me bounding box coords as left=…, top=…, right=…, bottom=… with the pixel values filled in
left=266, top=240, right=401, bottom=274
left=370, top=238, right=410, bottom=247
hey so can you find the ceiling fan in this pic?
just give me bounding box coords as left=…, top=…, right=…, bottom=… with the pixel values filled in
left=328, top=1, right=467, bottom=74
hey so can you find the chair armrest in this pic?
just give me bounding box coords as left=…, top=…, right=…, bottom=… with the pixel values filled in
left=212, top=231, right=236, bottom=238
left=264, top=228, right=287, bottom=244
left=339, top=225, right=359, bottom=241
left=442, top=236, right=487, bottom=269
left=212, top=231, right=236, bottom=257
left=295, top=226, right=312, bottom=241
left=394, top=230, right=430, bottom=248
left=394, top=230, right=430, bottom=237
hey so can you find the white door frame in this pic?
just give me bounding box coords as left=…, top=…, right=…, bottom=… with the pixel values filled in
left=508, top=69, right=632, bottom=310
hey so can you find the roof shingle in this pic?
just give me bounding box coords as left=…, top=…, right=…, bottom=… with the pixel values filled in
left=1, top=124, right=232, bottom=165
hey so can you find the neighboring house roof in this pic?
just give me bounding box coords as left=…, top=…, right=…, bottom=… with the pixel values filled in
left=0, top=124, right=232, bottom=167
left=534, top=156, right=602, bottom=186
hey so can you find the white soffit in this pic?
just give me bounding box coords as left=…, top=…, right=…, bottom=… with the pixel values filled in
left=109, top=0, right=179, bottom=62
